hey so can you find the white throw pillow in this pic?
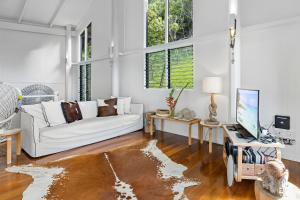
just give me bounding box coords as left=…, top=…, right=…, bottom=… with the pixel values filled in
left=41, top=101, right=66, bottom=127
left=22, top=104, right=48, bottom=128
left=116, top=98, right=125, bottom=115
left=112, top=96, right=131, bottom=114
left=78, top=101, right=98, bottom=119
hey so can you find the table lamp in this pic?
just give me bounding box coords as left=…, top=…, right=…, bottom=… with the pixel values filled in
left=202, top=77, right=222, bottom=125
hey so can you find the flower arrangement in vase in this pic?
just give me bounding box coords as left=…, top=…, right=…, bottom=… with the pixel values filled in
left=166, top=83, right=189, bottom=118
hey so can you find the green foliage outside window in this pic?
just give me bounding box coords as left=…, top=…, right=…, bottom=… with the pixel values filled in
left=147, top=0, right=165, bottom=47
left=146, top=0, right=193, bottom=89
left=170, top=46, right=193, bottom=88
left=146, top=51, right=166, bottom=88
left=169, top=0, right=193, bottom=42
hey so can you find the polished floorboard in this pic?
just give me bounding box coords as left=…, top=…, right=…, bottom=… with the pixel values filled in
left=0, top=130, right=299, bottom=200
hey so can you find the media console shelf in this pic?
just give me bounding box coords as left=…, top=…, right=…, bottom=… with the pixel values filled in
left=222, top=125, right=284, bottom=182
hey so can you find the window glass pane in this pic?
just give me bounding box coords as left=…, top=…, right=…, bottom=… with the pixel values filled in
left=86, top=64, right=91, bottom=101
left=80, top=32, right=85, bottom=61
left=79, top=65, right=86, bottom=101
left=147, top=0, right=165, bottom=47
left=169, top=0, right=193, bottom=42
left=169, top=46, right=193, bottom=88
left=146, top=51, right=166, bottom=88
left=87, top=23, right=92, bottom=60
left=79, top=64, right=91, bottom=101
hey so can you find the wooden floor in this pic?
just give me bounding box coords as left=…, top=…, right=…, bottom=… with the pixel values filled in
left=0, top=130, right=299, bottom=200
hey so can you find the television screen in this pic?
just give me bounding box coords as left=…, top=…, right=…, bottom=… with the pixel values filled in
left=236, top=89, right=260, bottom=139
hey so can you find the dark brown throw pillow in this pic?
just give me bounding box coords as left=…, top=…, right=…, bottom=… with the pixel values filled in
left=97, top=98, right=118, bottom=117
left=61, top=102, right=83, bottom=123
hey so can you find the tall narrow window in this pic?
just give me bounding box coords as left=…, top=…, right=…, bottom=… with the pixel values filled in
left=145, top=0, right=193, bottom=89
left=79, top=23, right=92, bottom=101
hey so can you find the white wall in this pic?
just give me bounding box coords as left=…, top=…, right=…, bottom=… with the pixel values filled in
left=117, top=0, right=230, bottom=144
left=117, top=0, right=300, bottom=162
left=73, top=0, right=113, bottom=100
left=0, top=29, right=66, bottom=98
left=0, top=28, right=66, bottom=128
left=241, top=20, right=300, bottom=162
left=240, top=0, right=300, bottom=27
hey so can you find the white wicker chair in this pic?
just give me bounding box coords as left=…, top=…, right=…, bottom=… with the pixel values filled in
left=0, top=83, right=22, bottom=142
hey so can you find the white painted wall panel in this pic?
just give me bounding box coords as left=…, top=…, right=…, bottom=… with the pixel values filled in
left=118, top=0, right=230, bottom=144
left=240, top=0, right=300, bottom=27
left=74, top=0, right=112, bottom=100
left=241, top=22, right=300, bottom=162
left=0, top=28, right=66, bottom=98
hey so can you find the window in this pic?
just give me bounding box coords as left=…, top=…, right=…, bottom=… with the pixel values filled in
left=79, top=23, right=92, bottom=101
left=145, top=0, right=193, bottom=89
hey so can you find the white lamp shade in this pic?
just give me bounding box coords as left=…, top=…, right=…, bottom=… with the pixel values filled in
left=202, top=77, right=222, bottom=94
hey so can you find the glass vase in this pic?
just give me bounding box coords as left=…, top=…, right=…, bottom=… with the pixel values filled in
left=169, top=108, right=175, bottom=118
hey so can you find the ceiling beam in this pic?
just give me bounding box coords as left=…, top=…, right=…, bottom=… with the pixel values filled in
left=0, top=20, right=66, bottom=36
left=18, top=0, right=30, bottom=23
left=49, top=0, right=66, bottom=27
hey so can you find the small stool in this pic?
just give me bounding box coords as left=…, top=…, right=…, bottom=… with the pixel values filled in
left=144, top=112, right=156, bottom=133
left=254, top=181, right=300, bottom=200
left=0, top=128, right=22, bottom=165
left=200, top=121, right=222, bottom=153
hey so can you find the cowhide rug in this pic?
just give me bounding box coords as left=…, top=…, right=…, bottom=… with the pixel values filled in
left=5, top=140, right=200, bottom=200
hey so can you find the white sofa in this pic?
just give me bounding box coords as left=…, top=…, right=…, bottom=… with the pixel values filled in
left=21, top=103, right=143, bottom=157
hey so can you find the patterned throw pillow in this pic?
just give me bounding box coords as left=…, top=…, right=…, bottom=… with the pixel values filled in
left=97, top=98, right=118, bottom=117
left=61, top=102, right=83, bottom=123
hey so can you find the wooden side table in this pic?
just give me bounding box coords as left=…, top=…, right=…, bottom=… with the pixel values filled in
left=150, top=115, right=201, bottom=146
left=0, top=128, right=22, bottom=165
left=200, top=121, right=222, bottom=153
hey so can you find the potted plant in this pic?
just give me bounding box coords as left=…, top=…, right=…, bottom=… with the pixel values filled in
left=166, top=83, right=189, bottom=117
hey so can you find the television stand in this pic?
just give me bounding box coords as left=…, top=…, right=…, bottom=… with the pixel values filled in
left=223, top=125, right=284, bottom=182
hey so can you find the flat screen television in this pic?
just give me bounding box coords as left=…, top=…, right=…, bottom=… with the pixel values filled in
left=236, top=89, right=260, bottom=139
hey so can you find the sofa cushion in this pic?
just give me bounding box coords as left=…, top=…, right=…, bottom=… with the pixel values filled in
left=39, top=114, right=141, bottom=143
left=41, top=101, right=66, bottom=127
left=61, top=102, right=83, bottom=123
left=97, top=98, right=117, bottom=117
left=111, top=96, right=131, bottom=114
left=116, top=98, right=125, bottom=115
left=78, top=101, right=97, bottom=119
left=98, top=98, right=125, bottom=115
left=22, top=104, right=48, bottom=128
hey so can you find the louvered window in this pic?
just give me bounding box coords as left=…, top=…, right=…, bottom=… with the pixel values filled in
left=145, top=0, right=193, bottom=89
left=79, top=23, right=92, bottom=100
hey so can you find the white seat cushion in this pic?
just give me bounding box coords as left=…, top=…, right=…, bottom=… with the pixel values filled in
left=39, top=114, right=141, bottom=143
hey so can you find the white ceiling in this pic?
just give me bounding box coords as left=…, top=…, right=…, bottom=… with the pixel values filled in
left=0, top=0, right=94, bottom=28
left=0, top=0, right=300, bottom=30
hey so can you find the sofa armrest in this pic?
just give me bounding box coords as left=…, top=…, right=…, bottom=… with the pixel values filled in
left=130, top=104, right=143, bottom=116
left=21, top=112, right=40, bottom=145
